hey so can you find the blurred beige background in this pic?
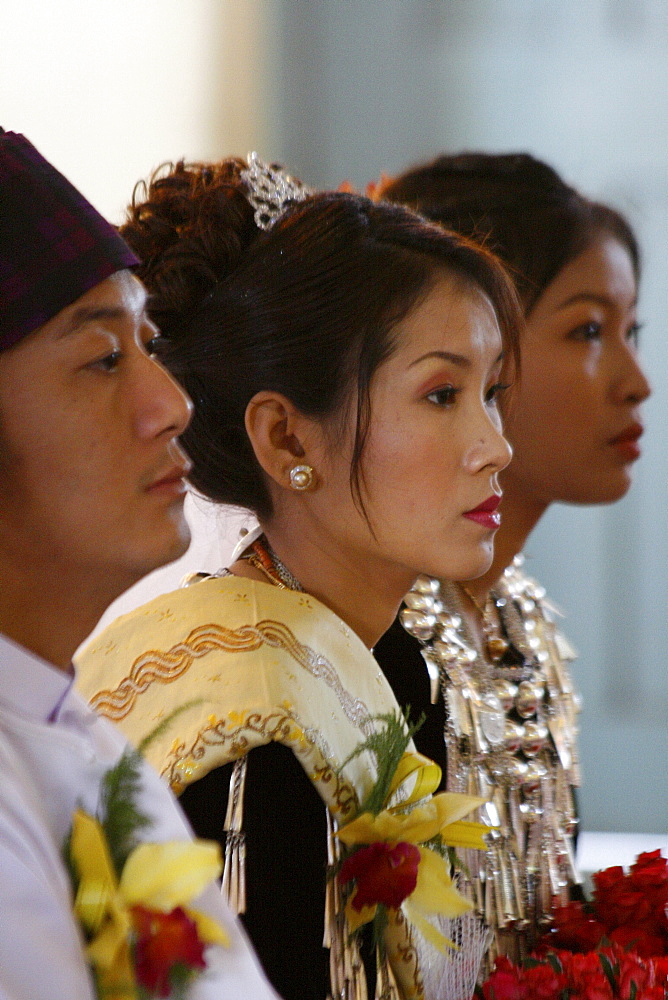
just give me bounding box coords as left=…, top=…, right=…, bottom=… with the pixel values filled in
left=3, top=0, right=666, bottom=836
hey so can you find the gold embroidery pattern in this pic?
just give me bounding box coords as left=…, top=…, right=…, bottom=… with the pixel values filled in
left=165, top=708, right=359, bottom=817
left=91, top=619, right=375, bottom=734
left=90, top=623, right=260, bottom=718
left=387, top=907, right=422, bottom=998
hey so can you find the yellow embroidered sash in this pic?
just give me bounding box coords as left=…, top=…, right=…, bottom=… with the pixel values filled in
left=76, top=576, right=424, bottom=998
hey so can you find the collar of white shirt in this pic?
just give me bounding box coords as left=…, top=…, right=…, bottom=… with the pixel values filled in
left=0, top=631, right=75, bottom=723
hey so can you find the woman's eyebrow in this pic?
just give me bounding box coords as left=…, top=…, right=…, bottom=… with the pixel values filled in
left=408, top=350, right=471, bottom=369
left=556, top=292, right=636, bottom=311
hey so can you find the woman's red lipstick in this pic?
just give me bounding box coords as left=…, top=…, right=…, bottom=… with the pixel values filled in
left=609, top=423, right=643, bottom=462
left=463, top=494, right=502, bottom=530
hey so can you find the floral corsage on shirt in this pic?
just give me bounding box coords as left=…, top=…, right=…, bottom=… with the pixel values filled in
left=333, top=711, right=489, bottom=954
left=64, top=740, right=227, bottom=1000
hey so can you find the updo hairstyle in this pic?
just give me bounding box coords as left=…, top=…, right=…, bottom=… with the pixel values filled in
left=377, top=153, right=640, bottom=312
left=121, top=159, right=523, bottom=521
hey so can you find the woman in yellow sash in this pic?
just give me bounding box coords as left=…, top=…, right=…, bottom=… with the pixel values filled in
left=78, top=156, right=521, bottom=999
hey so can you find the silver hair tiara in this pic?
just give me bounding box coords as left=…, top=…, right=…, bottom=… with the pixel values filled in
left=240, top=151, right=312, bottom=230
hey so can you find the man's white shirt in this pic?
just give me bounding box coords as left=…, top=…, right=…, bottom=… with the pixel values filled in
left=0, top=631, right=279, bottom=1000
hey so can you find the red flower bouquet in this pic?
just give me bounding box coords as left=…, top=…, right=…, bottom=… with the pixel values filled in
left=480, top=946, right=668, bottom=1000
left=477, top=852, right=668, bottom=1000
left=541, top=852, right=668, bottom=959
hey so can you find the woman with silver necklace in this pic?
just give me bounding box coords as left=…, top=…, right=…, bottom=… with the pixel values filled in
left=78, top=155, right=522, bottom=1000
left=372, top=153, right=651, bottom=969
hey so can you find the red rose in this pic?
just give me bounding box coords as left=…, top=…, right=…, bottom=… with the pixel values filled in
left=650, top=954, right=668, bottom=982
left=131, top=905, right=206, bottom=997
left=615, top=950, right=654, bottom=999
left=593, top=866, right=650, bottom=929
left=609, top=923, right=666, bottom=958
left=563, top=951, right=613, bottom=1000
left=523, top=961, right=568, bottom=999
left=592, top=854, right=668, bottom=943
left=338, top=841, right=420, bottom=911
left=630, top=852, right=668, bottom=889
left=481, top=956, right=527, bottom=1000
left=539, top=900, right=606, bottom=953
left=593, top=865, right=625, bottom=893
left=629, top=853, right=668, bottom=938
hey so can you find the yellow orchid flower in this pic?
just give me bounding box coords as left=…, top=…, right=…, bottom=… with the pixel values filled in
left=336, top=791, right=487, bottom=849
left=336, top=751, right=490, bottom=953
left=120, top=840, right=223, bottom=913
left=70, top=810, right=227, bottom=999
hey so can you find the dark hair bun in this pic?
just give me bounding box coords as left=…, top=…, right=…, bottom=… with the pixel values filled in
left=120, top=158, right=258, bottom=335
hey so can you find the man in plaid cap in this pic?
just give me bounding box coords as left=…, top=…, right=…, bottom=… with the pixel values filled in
left=0, top=131, right=279, bottom=1000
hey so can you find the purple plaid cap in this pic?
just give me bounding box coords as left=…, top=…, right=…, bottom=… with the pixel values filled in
left=0, top=130, right=139, bottom=351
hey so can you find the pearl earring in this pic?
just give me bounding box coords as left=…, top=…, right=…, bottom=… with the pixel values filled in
left=289, top=464, right=315, bottom=491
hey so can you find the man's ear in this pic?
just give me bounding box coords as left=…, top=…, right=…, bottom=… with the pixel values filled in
left=245, top=391, right=315, bottom=492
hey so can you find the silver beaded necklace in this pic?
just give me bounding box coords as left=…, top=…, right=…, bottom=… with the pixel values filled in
left=399, top=556, right=581, bottom=968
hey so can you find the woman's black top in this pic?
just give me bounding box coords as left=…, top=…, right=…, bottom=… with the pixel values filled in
left=179, top=617, right=439, bottom=1000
